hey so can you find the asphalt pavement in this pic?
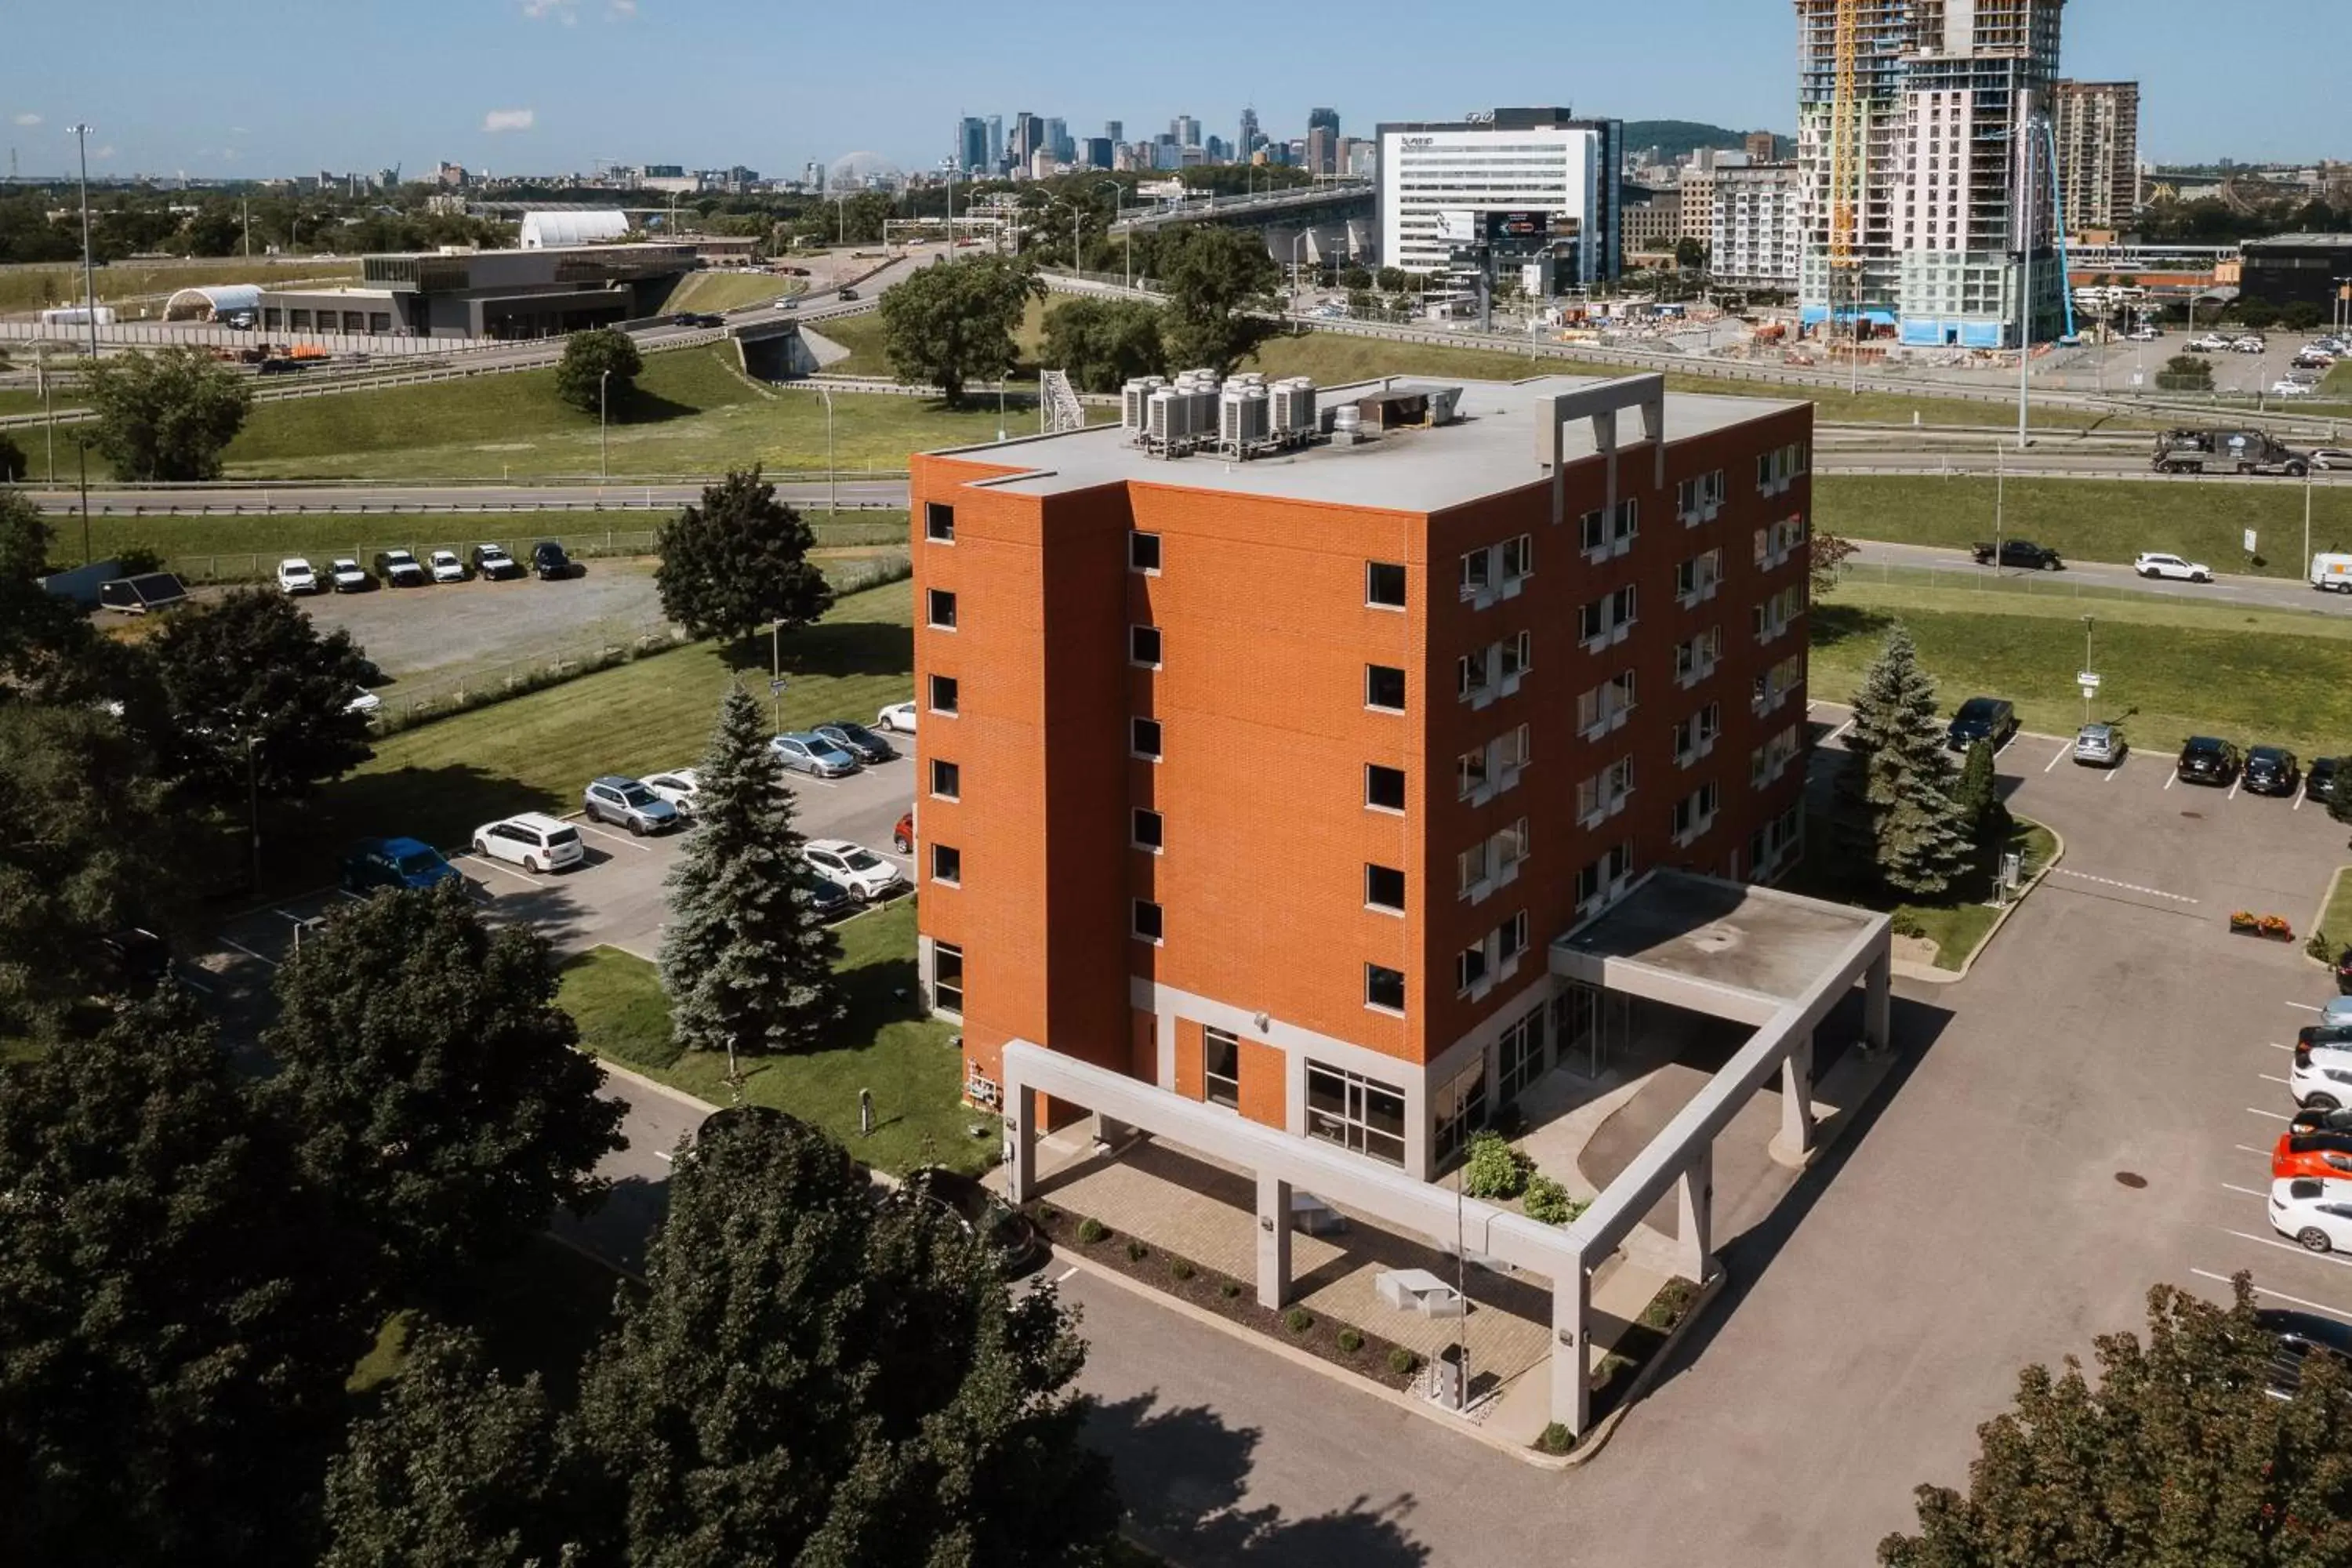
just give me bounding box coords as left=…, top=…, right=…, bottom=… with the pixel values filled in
left=1844, top=539, right=2350, bottom=616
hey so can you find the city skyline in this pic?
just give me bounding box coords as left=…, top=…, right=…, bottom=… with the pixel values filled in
left=2, top=0, right=2346, bottom=181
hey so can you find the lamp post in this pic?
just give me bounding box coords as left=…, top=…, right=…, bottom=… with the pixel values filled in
left=1094, top=180, right=1127, bottom=289
left=1289, top=230, right=1308, bottom=311
left=815, top=384, right=836, bottom=513
left=599, top=369, right=611, bottom=480
left=2014, top=96, right=2039, bottom=453
left=2081, top=615, right=2095, bottom=726
left=68, top=124, right=98, bottom=374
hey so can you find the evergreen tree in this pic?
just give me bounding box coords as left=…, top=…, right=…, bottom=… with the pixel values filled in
left=322, top=1325, right=586, bottom=1568
left=0, top=988, right=373, bottom=1565
left=659, top=684, right=842, bottom=1059
left=1881, top=1274, right=2352, bottom=1567
left=1841, top=625, right=1973, bottom=897
left=1951, top=736, right=2009, bottom=848
left=570, top=1106, right=1119, bottom=1566
left=265, top=880, right=626, bottom=1293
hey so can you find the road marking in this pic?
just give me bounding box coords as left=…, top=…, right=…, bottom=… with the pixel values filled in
left=2043, top=743, right=2067, bottom=774
left=2223, top=1229, right=2352, bottom=1271
left=655, top=1149, right=674, bottom=1163
left=2224, top=1181, right=2272, bottom=1198
left=1055, top=1266, right=1078, bottom=1284
left=2263, top=1073, right=2295, bottom=1086
left=2103, top=762, right=2122, bottom=784
left=2287, top=1002, right=2323, bottom=1013
left=2052, top=868, right=2198, bottom=903
left=2239, top=1144, right=2280, bottom=1156
left=461, top=852, right=546, bottom=888
left=176, top=975, right=214, bottom=995
left=2193, top=1269, right=2352, bottom=1323
left=220, top=937, right=279, bottom=967
left=2228, top=776, right=2244, bottom=800
left=333, top=888, right=365, bottom=904
left=1824, top=718, right=1854, bottom=744
left=2249, top=1107, right=2295, bottom=1122
left=2164, top=771, right=2178, bottom=791
left=2296, top=793, right=2307, bottom=811
left=568, top=818, right=655, bottom=853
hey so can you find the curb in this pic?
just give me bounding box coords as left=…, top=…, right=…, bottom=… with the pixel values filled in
left=1893, top=815, right=2067, bottom=985
left=1047, top=1247, right=1577, bottom=1472
left=2307, top=866, right=2352, bottom=971
left=1554, top=1266, right=1731, bottom=1467
left=590, top=1054, right=724, bottom=1120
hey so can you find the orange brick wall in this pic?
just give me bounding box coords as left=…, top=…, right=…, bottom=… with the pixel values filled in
left=1172, top=1017, right=1204, bottom=1100
left=1237, top=1036, right=1286, bottom=1130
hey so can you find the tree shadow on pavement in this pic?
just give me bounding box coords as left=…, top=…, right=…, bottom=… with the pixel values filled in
left=1087, top=1391, right=1430, bottom=1567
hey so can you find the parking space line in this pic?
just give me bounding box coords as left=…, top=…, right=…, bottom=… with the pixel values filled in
left=2052, top=868, right=2198, bottom=903
left=461, top=852, right=546, bottom=888
left=2164, top=771, right=2178, bottom=791
left=2261, top=1073, right=2294, bottom=1086
left=2227, top=777, right=2243, bottom=801
left=2043, top=744, right=2067, bottom=774
left=1824, top=718, right=1853, bottom=745
left=2238, top=1144, right=2278, bottom=1156
left=220, top=937, right=279, bottom=967
left=2193, top=1269, right=2352, bottom=1323
left=568, top=818, right=655, bottom=853
left=2223, top=1181, right=2271, bottom=1198
left=2249, top=1107, right=2293, bottom=1121
left=2287, top=1001, right=2322, bottom=1013
left=2295, top=793, right=2307, bottom=811
left=655, top=1149, right=674, bottom=1163
left=2103, top=761, right=2121, bottom=784
left=2271, top=1041, right=2295, bottom=1051
left=176, top=974, right=214, bottom=995
left=2223, top=1229, right=2352, bottom=1270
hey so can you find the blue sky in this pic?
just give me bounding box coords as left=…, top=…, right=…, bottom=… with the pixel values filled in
left=3, top=0, right=2343, bottom=180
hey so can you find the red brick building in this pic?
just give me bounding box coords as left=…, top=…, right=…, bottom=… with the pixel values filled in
left=908, top=372, right=1812, bottom=1181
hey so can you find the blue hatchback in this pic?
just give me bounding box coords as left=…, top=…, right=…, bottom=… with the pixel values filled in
left=341, top=836, right=463, bottom=894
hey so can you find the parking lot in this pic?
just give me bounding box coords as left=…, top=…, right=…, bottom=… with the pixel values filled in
left=295, top=561, right=667, bottom=688
left=2037, top=327, right=2347, bottom=416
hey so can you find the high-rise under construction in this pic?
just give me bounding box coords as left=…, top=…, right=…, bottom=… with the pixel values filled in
left=1795, top=0, right=2068, bottom=350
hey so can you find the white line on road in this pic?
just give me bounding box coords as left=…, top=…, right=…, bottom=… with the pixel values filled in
left=2296, top=793, right=2307, bottom=811
left=2193, top=1269, right=2352, bottom=1323
left=1824, top=718, right=1853, bottom=744
left=2164, top=771, right=2179, bottom=791
left=2249, top=1106, right=2295, bottom=1121
left=2238, top=1144, right=2278, bottom=1156
left=2287, top=1001, right=2323, bottom=1013
left=2103, top=762, right=2121, bottom=784
left=1055, top=1266, right=1078, bottom=1284
left=2228, top=776, right=2244, bottom=800
left=655, top=1149, right=674, bottom=1163
left=220, top=937, right=278, bottom=967
left=2272, top=1041, right=2295, bottom=1051
left=2043, top=743, right=2067, bottom=774
left=2052, top=868, right=2198, bottom=903
left=461, top=853, right=546, bottom=888
left=177, top=975, right=214, bottom=995
left=2263, top=1074, right=2295, bottom=1087
left=2223, top=1182, right=2272, bottom=1198
left=2223, top=1229, right=2352, bottom=1270
left=568, top=818, right=655, bottom=853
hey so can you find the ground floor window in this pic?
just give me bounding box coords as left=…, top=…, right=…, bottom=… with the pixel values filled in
left=1305, top=1061, right=1406, bottom=1167
left=1433, top=1058, right=1488, bottom=1168
left=1497, top=1004, right=1549, bottom=1103
left=1203, top=1026, right=1240, bottom=1110
left=1552, top=987, right=1597, bottom=1073
left=931, top=942, right=964, bottom=1015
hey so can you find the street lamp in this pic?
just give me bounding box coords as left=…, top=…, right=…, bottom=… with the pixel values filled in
left=1288, top=230, right=1308, bottom=310
left=1094, top=180, right=1128, bottom=289
left=599, top=369, right=611, bottom=480
left=815, top=384, right=836, bottom=514
left=68, top=123, right=98, bottom=373
left=2081, top=615, right=2095, bottom=726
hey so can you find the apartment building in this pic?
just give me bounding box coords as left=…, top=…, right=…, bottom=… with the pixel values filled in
left=2049, top=80, right=2139, bottom=234
left=1712, top=162, right=1803, bottom=290
left=908, top=373, right=1813, bottom=1183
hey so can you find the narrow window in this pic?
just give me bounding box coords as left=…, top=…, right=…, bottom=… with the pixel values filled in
left=927, top=588, right=957, bottom=630
left=924, top=502, right=956, bottom=543
left=930, top=759, right=960, bottom=799
left=1130, top=531, right=1162, bottom=572
left=932, top=942, right=964, bottom=1014
left=1131, top=717, right=1163, bottom=759
left=1366, top=764, right=1406, bottom=811
left=1132, top=899, right=1165, bottom=943
left=928, top=673, right=960, bottom=714
left=930, top=844, right=961, bottom=885
left=1203, top=1027, right=1240, bottom=1109
left=1130, top=625, right=1163, bottom=666
left=1366, top=560, right=1407, bottom=608
left=1366, top=964, right=1406, bottom=1013
left=1133, top=808, right=1164, bottom=851
left=1366, top=864, right=1406, bottom=912
left=1366, top=664, right=1406, bottom=711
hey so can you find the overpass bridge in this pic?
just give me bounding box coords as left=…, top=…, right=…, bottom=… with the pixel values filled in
left=1110, top=181, right=1376, bottom=269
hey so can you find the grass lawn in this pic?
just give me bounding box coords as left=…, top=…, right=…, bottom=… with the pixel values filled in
left=0, top=258, right=360, bottom=314
left=349, top=1233, right=630, bottom=1405
left=558, top=900, right=994, bottom=1177
left=254, top=577, right=913, bottom=890
left=0, top=387, right=81, bottom=419
left=54, top=507, right=909, bottom=575
left=222, top=343, right=1012, bottom=481
left=2314, top=867, right=2352, bottom=956
left=657, top=270, right=803, bottom=315
left=1816, top=474, right=2352, bottom=578
left=811, top=298, right=1051, bottom=383
left=1813, top=579, right=2352, bottom=758
left=1784, top=814, right=2057, bottom=971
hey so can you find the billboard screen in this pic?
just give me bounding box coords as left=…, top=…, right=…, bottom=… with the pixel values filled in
left=1435, top=209, right=1479, bottom=245
left=1484, top=209, right=1551, bottom=245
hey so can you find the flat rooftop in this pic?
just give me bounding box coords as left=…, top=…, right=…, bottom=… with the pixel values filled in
left=930, top=374, right=1802, bottom=514
left=1554, top=870, right=1886, bottom=1017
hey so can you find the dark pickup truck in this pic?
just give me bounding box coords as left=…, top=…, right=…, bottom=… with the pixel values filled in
left=1972, top=539, right=2063, bottom=570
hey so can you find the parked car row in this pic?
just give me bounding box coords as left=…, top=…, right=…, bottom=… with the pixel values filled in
left=277, top=543, right=576, bottom=594
left=2271, top=999, right=2352, bottom=1261
left=769, top=718, right=900, bottom=778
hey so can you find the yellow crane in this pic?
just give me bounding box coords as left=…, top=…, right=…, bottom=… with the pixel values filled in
left=1827, top=0, right=1860, bottom=277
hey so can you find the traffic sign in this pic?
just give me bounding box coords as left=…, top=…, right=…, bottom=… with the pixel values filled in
left=770, top=678, right=788, bottom=695
left=2245, top=528, right=2259, bottom=554
left=2077, top=671, right=2100, bottom=688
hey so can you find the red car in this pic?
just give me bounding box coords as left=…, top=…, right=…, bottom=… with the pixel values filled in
left=893, top=811, right=914, bottom=854
left=2272, top=1130, right=2352, bottom=1181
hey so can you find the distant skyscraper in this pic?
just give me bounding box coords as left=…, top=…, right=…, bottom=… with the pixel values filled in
left=1239, top=106, right=1261, bottom=159
left=2050, top=81, right=2140, bottom=232
left=958, top=117, right=989, bottom=175
left=1085, top=137, right=1114, bottom=170
left=1044, top=117, right=1070, bottom=163
left=1105, top=119, right=1123, bottom=143
left=1206, top=135, right=1229, bottom=163
left=987, top=115, right=1004, bottom=170
left=1305, top=127, right=1336, bottom=176
left=1307, top=107, right=1339, bottom=140
left=1012, top=112, right=1044, bottom=165
left=1173, top=114, right=1201, bottom=149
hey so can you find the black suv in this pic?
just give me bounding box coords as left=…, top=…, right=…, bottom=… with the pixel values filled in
left=2309, top=757, right=2343, bottom=804
left=2258, top=1307, right=2352, bottom=1399
left=2244, top=746, right=2302, bottom=797
left=1947, top=696, right=2018, bottom=752
left=531, top=541, right=574, bottom=580
left=2176, top=735, right=2241, bottom=786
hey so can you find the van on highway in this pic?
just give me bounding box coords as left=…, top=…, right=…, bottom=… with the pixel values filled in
left=2312, top=554, right=2352, bottom=594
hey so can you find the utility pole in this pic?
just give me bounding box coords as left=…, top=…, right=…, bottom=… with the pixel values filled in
left=70, top=123, right=98, bottom=376
left=2081, top=615, right=2094, bottom=726
left=599, top=369, right=611, bottom=480
left=2015, top=90, right=2037, bottom=453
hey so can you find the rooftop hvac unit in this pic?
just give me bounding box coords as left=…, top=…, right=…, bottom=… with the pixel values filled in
left=1145, top=387, right=1181, bottom=446
left=1330, top=405, right=1364, bottom=446
left=1120, top=376, right=1165, bottom=432
left=1271, top=378, right=1317, bottom=436
left=1219, top=386, right=1271, bottom=452
left=1184, top=386, right=1218, bottom=436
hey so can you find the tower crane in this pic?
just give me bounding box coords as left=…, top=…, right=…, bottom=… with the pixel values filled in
left=1823, top=0, right=1865, bottom=345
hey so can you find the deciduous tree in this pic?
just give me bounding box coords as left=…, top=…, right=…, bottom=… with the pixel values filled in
left=652, top=466, right=833, bottom=647
left=571, top=1106, right=1119, bottom=1565
left=322, top=1324, right=585, bottom=1568
left=1809, top=528, right=1859, bottom=600
left=877, top=254, right=1043, bottom=406
left=1840, top=624, right=1973, bottom=897
left=1881, top=1275, right=2352, bottom=1567
left=659, top=684, right=841, bottom=1061
left=0, top=988, right=372, bottom=1565
left=1040, top=296, right=1167, bottom=392
left=553, top=326, right=643, bottom=415
left=1159, top=226, right=1282, bottom=377
left=83, top=345, right=252, bottom=481
left=0, top=430, right=26, bottom=481
left=1950, top=736, right=2009, bottom=848
left=264, top=880, right=626, bottom=1294
left=0, top=490, right=91, bottom=692
left=147, top=586, right=377, bottom=800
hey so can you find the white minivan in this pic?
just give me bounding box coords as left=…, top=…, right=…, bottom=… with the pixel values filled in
left=470, top=812, right=584, bottom=873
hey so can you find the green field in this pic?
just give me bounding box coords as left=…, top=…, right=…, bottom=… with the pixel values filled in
left=259, top=576, right=915, bottom=883
left=657, top=270, right=803, bottom=315
left=0, top=258, right=361, bottom=314
left=1813, top=579, right=2352, bottom=758
left=222, top=343, right=1011, bottom=479
left=1816, top=474, right=2352, bottom=579
left=810, top=299, right=1050, bottom=382
left=2313, top=868, right=2352, bottom=956
left=0, top=387, right=80, bottom=419
left=53, top=508, right=909, bottom=575
left=560, top=902, right=989, bottom=1177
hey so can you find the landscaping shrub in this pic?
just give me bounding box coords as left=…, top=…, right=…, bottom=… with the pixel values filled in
left=1123, top=1239, right=1149, bottom=1263
left=2307, top=928, right=2335, bottom=963
left=1889, top=911, right=1928, bottom=939
left=111, top=543, right=165, bottom=578
left=1462, top=1131, right=1529, bottom=1200
left=1283, top=1307, right=1315, bottom=1335
left=1640, top=1277, right=1700, bottom=1332
left=1522, top=1172, right=1583, bottom=1226
left=1218, top=1279, right=1241, bottom=1300
left=1074, top=1217, right=1108, bottom=1245
left=1536, top=1422, right=1577, bottom=1456
left=1337, top=1328, right=1363, bottom=1354
left=1169, top=1258, right=1194, bottom=1281
left=1388, top=1347, right=1419, bottom=1377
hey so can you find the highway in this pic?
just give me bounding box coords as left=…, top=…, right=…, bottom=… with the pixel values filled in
left=16, top=478, right=911, bottom=515
left=1845, top=539, right=2346, bottom=617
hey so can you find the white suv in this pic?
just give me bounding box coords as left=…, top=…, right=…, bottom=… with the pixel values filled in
left=470, top=812, right=585, bottom=873
left=2133, top=552, right=2212, bottom=583
left=802, top=838, right=902, bottom=902
left=2270, top=1176, right=2352, bottom=1254
left=428, top=549, right=467, bottom=583
left=2292, top=1047, right=2352, bottom=1110
left=277, top=557, right=319, bottom=594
